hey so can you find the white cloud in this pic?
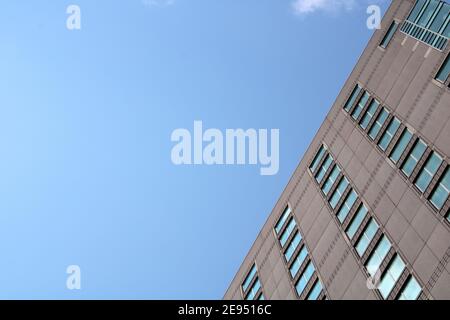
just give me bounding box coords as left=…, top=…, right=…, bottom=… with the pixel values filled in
left=292, top=0, right=356, bottom=15
left=142, top=0, right=175, bottom=8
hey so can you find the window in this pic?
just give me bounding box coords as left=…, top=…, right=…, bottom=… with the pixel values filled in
left=378, top=255, right=406, bottom=299
left=242, top=264, right=257, bottom=292
left=310, top=145, right=327, bottom=173
left=257, top=293, right=265, bottom=300
left=329, top=177, right=349, bottom=209
left=337, top=189, right=358, bottom=223
left=275, top=206, right=291, bottom=234
left=290, top=246, right=308, bottom=278
left=389, top=128, right=413, bottom=164
left=356, top=218, right=379, bottom=257
left=369, top=108, right=389, bottom=140
left=344, top=85, right=362, bottom=112
left=401, top=0, right=450, bottom=50
left=295, top=262, right=315, bottom=296
left=280, top=218, right=296, bottom=248
left=366, top=235, right=392, bottom=277
left=360, top=99, right=379, bottom=130
left=401, top=139, right=427, bottom=177
left=245, top=278, right=261, bottom=300
left=436, top=54, right=450, bottom=83
left=351, top=91, right=370, bottom=120
left=315, top=154, right=333, bottom=184
left=346, top=204, right=368, bottom=240
left=430, top=168, right=450, bottom=210
left=322, top=165, right=341, bottom=196
left=415, top=151, right=442, bottom=192
left=378, top=117, right=401, bottom=151
left=285, top=232, right=302, bottom=262
left=380, top=21, right=399, bottom=48
left=397, top=276, right=422, bottom=300
left=307, top=280, right=323, bottom=300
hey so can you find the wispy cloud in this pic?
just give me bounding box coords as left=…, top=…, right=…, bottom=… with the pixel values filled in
left=291, top=0, right=356, bottom=15
left=142, top=0, right=175, bottom=8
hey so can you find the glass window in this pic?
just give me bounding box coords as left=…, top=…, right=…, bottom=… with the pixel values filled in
left=366, top=236, right=392, bottom=277
left=380, top=21, right=399, bottom=48
left=351, top=91, right=370, bottom=120
left=417, top=0, right=440, bottom=27
left=429, top=4, right=450, bottom=33
left=285, top=232, right=302, bottom=262
left=398, top=276, right=422, bottom=300
left=378, top=255, right=406, bottom=299
left=344, top=85, right=362, bottom=112
left=257, top=293, right=265, bottom=300
left=242, top=264, right=257, bottom=292
left=430, top=168, right=450, bottom=210
left=401, top=139, right=427, bottom=177
left=415, top=151, right=443, bottom=193
left=389, top=129, right=413, bottom=164
left=322, top=165, right=341, bottom=196
left=356, top=218, right=379, bottom=257
left=290, top=246, right=308, bottom=278
left=275, top=206, right=291, bottom=234
left=436, top=54, right=450, bottom=83
left=280, top=218, right=296, bottom=248
left=337, top=189, right=358, bottom=223
left=360, top=99, right=379, bottom=130
left=310, top=145, right=327, bottom=173
left=315, top=154, right=333, bottom=184
left=245, top=278, right=261, bottom=300
left=329, top=177, right=349, bottom=209
left=295, top=262, right=315, bottom=296
left=346, top=204, right=368, bottom=240
left=378, top=117, right=401, bottom=151
left=369, top=108, right=389, bottom=140
left=407, top=0, right=427, bottom=23
left=307, top=280, right=323, bottom=300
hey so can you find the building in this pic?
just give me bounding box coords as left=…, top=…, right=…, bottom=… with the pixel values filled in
left=224, top=0, right=450, bottom=300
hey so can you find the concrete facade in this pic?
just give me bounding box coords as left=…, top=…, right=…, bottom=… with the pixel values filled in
left=224, top=0, right=450, bottom=300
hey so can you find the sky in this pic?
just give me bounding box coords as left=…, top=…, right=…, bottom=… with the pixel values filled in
left=0, top=0, right=389, bottom=299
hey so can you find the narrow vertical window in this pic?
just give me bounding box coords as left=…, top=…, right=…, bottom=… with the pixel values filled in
left=356, top=218, right=379, bottom=257
left=309, top=145, right=326, bottom=173
left=344, top=85, right=362, bottom=112
left=378, top=255, right=406, bottom=299
left=329, top=177, right=350, bottom=209
left=351, top=91, right=370, bottom=120
left=378, top=117, right=401, bottom=151
left=346, top=204, right=368, bottom=240
left=401, top=139, right=427, bottom=177
left=436, top=54, right=450, bottom=83
left=275, top=206, right=291, bottom=234
left=359, top=100, right=379, bottom=130
left=369, top=108, right=389, bottom=140
left=430, top=167, right=450, bottom=210
left=365, top=236, right=392, bottom=277
left=415, top=151, right=443, bottom=193
left=380, top=21, right=399, bottom=48
left=389, top=129, right=413, bottom=164
left=397, top=276, right=422, bottom=300
left=336, top=190, right=358, bottom=223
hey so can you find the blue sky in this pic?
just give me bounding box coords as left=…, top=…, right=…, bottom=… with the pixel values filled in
left=0, top=0, right=388, bottom=299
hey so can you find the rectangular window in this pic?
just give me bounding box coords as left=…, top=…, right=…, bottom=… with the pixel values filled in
left=380, top=21, right=399, bottom=48
left=356, top=218, right=379, bottom=257
left=329, top=177, right=349, bottom=209
left=369, top=108, right=389, bottom=140
left=429, top=4, right=450, bottom=33
left=436, top=54, right=450, bottom=83
left=242, top=264, right=257, bottom=292
left=351, top=91, right=370, bottom=120
left=378, top=117, right=401, bottom=151
left=417, top=0, right=440, bottom=27
left=322, top=165, right=341, bottom=196
left=275, top=206, right=291, bottom=234
left=337, top=189, right=358, bottom=223
left=389, top=128, right=413, bottom=164
left=284, top=232, right=302, bottom=262
left=397, top=276, right=422, bottom=300
left=295, top=262, right=315, bottom=296
left=280, top=218, right=296, bottom=248
left=290, top=246, right=308, bottom=278
left=306, top=280, right=323, bottom=300
left=346, top=204, right=368, bottom=240
left=366, top=235, right=392, bottom=277
left=415, top=151, right=443, bottom=192
left=245, top=278, right=261, bottom=300
left=378, top=255, right=406, bottom=299
left=309, top=145, right=326, bottom=173
left=430, top=168, right=450, bottom=210
left=315, top=154, right=334, bottom=184
left=344, top=85, right=362, bottom=112
left=359, top=99, right=379, bottom=130
left=401, top=139, right=427, bottom=177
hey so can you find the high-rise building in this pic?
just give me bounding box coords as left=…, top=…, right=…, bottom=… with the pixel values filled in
left=224, top=0, right=450, bottom=300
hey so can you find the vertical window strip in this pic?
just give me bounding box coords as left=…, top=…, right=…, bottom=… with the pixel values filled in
left=356, top=218, right=379, bottom=257
left=309, top=145, right=327, bottom=173
left=242, top=264, right=257, bottom=293
left=360, top=99, right=379, bottom=130
left=415, top=151, right=443, bottom=193
left=344, top=85, right=362, bottom=112
left=365, top=236, right=392, bottom=277
left=275, top=206, right=291, bottom=234
left=401, top=139, right=427, bottom=177
left=430, top=167, right=450, bottom=210
left=389, top=128, right=413, bottom=164
left=346, top=204, right=368, bottom=240
left=380, top=21, right=399, bottom=48
left=397, top=276, right=422, bottom=300
left=336, top=189, right=358, bottom=223
left=378, top=255, right=406, bottom=299
left=378, top=117, right=401, bottom=151
left=369, top=108, right=389, bottom=140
